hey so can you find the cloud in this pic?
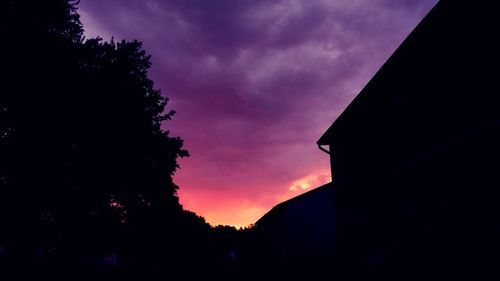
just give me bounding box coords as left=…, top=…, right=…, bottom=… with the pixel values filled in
left=289, top=169, right=331, bottom=191
left=79, top=0, right=437, bottom=226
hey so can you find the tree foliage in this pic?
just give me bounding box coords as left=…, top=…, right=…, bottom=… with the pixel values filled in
left=0, top=0, right=202, bottom=263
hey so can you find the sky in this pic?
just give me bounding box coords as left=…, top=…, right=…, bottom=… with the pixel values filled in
left=79, top=0, right=437, bottom=228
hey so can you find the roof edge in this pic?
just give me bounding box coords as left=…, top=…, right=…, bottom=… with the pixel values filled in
left=316, top=0, right=442, bottom=146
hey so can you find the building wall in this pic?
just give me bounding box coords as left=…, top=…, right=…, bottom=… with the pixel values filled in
left=323, top=1, right=500, bottom=276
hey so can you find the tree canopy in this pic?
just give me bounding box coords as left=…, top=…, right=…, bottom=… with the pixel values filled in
left=0, top=0, right=207, bottom=264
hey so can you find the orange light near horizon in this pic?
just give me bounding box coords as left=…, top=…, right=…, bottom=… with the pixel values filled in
left=177, top=169, right=332, bottom=228
left=202, top=206, right=267, bottom=229
left=178, top=189, right=269, bottom=228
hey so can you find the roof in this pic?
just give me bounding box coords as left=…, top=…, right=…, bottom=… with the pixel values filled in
left=317, top=0, right=499, bottom=146
left=256, top=182, right=333, bottom=226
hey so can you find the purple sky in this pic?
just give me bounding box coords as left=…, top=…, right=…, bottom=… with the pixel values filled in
left=79, top=0, right=437, bottom=227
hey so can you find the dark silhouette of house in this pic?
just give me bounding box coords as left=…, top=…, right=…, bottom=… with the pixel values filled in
left=256, top=0, right=500, bottom=277
left=255, top=183, right=336, bottom=261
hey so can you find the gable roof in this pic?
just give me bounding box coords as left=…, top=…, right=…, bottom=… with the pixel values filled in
left=317, top=0, right=500, bottom=147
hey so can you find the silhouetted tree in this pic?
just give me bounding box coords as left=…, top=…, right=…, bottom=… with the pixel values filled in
left=1, top=0, right=86, bottom=261
left=1, top=0, right=193, bottom=264
left=0, top=2, right=261, bottom=275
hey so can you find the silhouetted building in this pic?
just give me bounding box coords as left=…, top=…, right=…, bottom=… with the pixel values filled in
left=255, top=183, right=336, bottom=261
left=257, top=0, right=500, bottom=277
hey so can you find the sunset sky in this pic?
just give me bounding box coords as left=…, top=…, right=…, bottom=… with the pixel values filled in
left=79, top=0, right=437, bottom=228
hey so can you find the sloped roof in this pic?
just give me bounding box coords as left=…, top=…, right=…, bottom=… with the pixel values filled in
left=317, top=0, right=500, bottom=146
left=256, top=182, right=333, bottom=226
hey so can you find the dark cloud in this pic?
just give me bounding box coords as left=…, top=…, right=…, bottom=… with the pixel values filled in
left=79, top=0, right=437, bottom=227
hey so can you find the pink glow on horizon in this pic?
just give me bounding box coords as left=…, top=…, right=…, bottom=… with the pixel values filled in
left=177, top=168, right=332, bottom=228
